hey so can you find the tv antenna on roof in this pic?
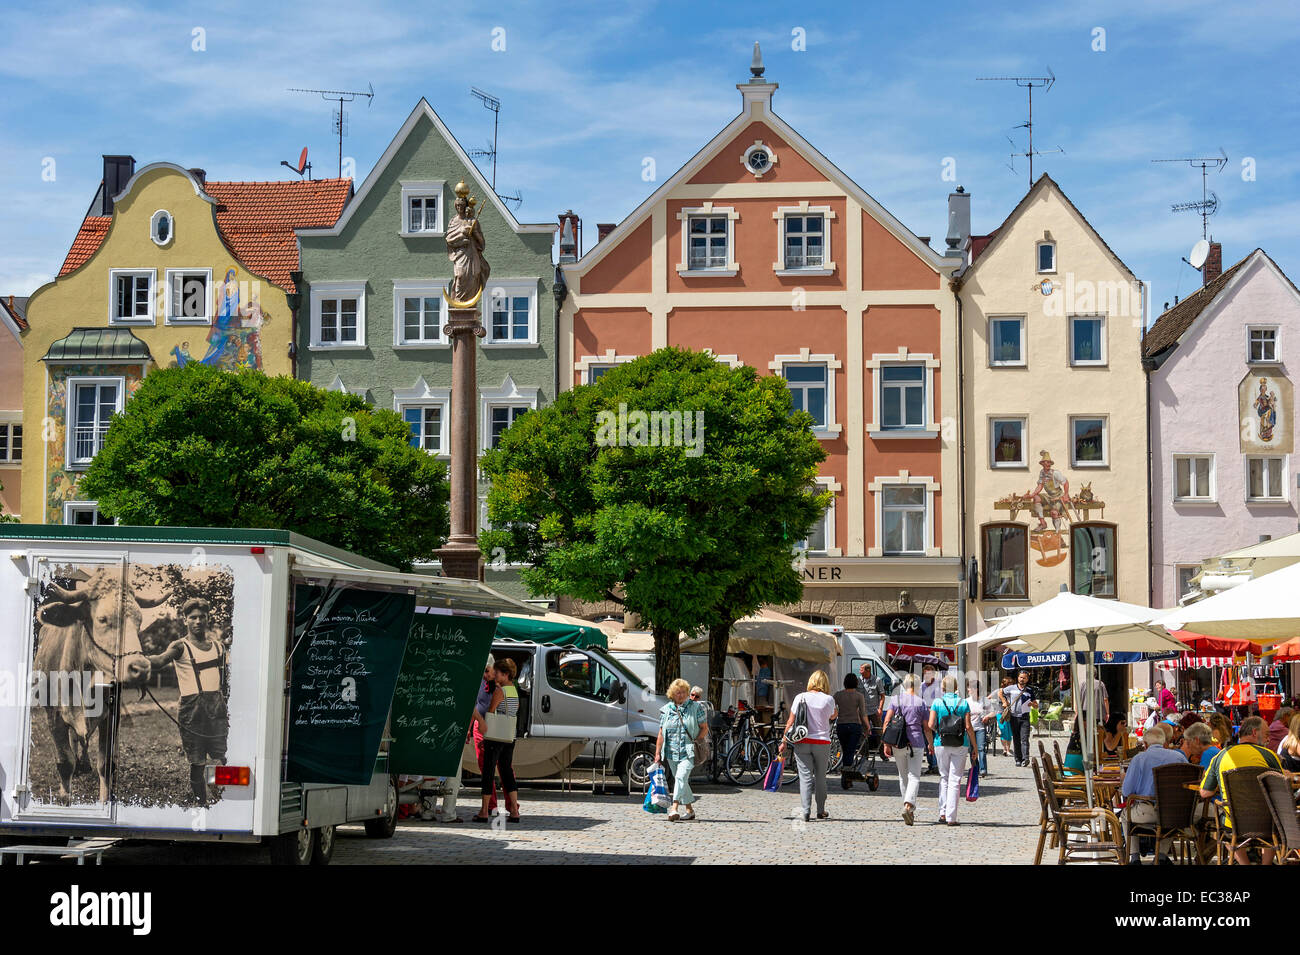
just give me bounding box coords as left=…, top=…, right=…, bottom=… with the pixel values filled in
left=1152, top=149, right=1228, bottom=239
left=468, top=87, right=522, bottom=210
left=287, top=83, right=375, bottom=178
left=977, top=68, right=1061, bottom=188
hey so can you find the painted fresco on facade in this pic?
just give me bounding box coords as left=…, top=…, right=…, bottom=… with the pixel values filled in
left=44, top=363, right=145, bottom=523
left=1238, top=370, right=1293, bottom=453
left=170, top=269, right=268, bottom=370
left=995, top=450, right=1107, bottom=567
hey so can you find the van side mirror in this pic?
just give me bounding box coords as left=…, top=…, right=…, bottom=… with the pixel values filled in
left=610, top=681, right=627, bottom=704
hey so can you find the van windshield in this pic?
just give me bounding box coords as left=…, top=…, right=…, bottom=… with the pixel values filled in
left=595, top=649, right=648, bottom=691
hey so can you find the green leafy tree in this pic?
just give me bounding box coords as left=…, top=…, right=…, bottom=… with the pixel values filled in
left=480, top=348, right=826, bottom=694
left=80, top=364, right=448, bottom=569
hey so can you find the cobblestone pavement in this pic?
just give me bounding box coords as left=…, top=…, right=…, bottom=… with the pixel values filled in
left=97, top=742, right=1050, bottom=864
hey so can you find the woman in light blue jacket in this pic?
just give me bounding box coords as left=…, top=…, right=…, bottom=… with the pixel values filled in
left=655, top=678, right=708, bottom=821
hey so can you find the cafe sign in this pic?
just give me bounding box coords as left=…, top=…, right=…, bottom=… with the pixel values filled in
left=874, top=612, right=935, bottom=645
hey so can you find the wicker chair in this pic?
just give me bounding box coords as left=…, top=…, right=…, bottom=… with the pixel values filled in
left=1219, top=766, right=1278, bottom=865
left=1038, top=758, right=1125, bottom=864
left=1258, top=771, right=1300, bottom=864
left=1122, top=762, right=1201, bottom=863
left=1030, top=758, right=1086, bottom=864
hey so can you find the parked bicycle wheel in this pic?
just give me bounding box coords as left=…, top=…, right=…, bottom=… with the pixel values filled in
left=725, top=736, right=771, bottom=786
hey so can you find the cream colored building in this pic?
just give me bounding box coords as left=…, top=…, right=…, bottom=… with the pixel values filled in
left=956, top=175, right=1148, bottom=696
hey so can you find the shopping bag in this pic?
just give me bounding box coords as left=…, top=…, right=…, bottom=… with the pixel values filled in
left=965, top=762, right=980, bottom=802
left=762, top=757, right=784, bottom=792
left=643, top=786, right=666, bottom=813
left=645, top=761, right=671, bottom=811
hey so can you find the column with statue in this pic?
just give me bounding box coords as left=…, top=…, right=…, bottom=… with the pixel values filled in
left=437, top=181, right=490, bottom=580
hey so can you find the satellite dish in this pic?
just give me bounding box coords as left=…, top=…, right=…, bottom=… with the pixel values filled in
left=1189, top=239, right=1210, bottom=270
left=296, top=147, right=309, bottom=174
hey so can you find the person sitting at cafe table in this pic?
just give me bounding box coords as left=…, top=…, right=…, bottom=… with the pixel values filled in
left=1180, top=721, right=1214, bottom=768
left=1101, top=714, right=1141, bottom=760
left=1198, top=715, right=1283, bottom=865
left=1062, top=718, right=1085, bottom=776
left=1121, top=723, right=1189, bottom=865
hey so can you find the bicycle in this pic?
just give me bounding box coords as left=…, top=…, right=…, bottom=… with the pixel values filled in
left=724, top=709, right=771, bottom=786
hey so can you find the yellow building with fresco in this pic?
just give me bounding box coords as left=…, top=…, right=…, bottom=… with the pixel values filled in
left=21, top=159, right=350, bottom=524
left=956, top=175, right=1149, bottom=700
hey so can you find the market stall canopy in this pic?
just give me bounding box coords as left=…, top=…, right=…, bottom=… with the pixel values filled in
left=494, top=611, right=608, bottom=649
left=606, top=630, right=656, bottom=652
left=1158, top=560, right=1300, bottom=641
left=680, top=609, right=836, bottom=663
left=1202, top=531, right=1300, bottom=580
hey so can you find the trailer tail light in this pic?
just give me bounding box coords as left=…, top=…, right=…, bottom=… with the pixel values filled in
left=208, top=765, right=251, bottom=786
left=250, top=547, right=265, bottom=554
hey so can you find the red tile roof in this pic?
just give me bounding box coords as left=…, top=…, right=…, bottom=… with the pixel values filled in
left=59, top=216, right=111, bottom=276
left=1141, top=252, right=1252, bottom=359
left=57, top=178, right=352, bottom=293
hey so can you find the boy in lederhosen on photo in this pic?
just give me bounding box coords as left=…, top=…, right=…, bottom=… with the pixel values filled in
left=148, top=597, right=229, bottom=805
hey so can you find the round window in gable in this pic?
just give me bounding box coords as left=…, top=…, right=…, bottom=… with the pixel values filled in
left=150, top=209, right=174, bottom=247
left=741, top=141, right=777, bottom=178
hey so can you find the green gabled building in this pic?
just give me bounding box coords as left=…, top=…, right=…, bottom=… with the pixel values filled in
left=296, top=99, right=558, bottom=600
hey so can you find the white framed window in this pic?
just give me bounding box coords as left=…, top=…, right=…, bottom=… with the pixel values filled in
left=1070, top=415, right=1108, bottom=467
left=866, top=349, right=939, bottom=439
left=480, top=376, right=540, bottom=453
left=65, top=377, right=124, bottom=469
left=575, top=349, right=637, bottom=386
left=1175, top=564, right=1201, bottom=600
left=1173, top=454, right=1215, bottom=502
left=150, top=210, right=174, bottom=247
left=1069, top=315, right=1107, bottom=366
left=1248, top=326, right=1278, bottom=363
left=990, top=418, right=1027, bottom=468
left=393, top=377, right=450, bottom=458
left=0, top=421, right=21, bottom=464
left=1037, top=241, right=1056, bottom=273
left=400, top=180, right=445, bottom=236
left=63, top=501, right=114, bottom=526
left=483, top=281, right=539, bottom=345
left=310, top=281, right=366, bottom=349
left=782, top=363, right=828, bottom=429
left=164, top=268, right=212, bottom=324
left=770, top=350, right=842, bottom=438
left=741, top=141, right=777, bottom=177
left=676, top=203, right=739, bottom=275
left=586, top=364, right=617, bottom=384
left=795, top=476, right=842, bottom=558
left=773, top=203, right=836, bottom=275
left=109, top=269, right=155, bottom=324
left=1246, top=456, right=1287, bottom=502
left=392, top=281, right=446, bottom=347
left=988, top=316, right=1026, bottom=366
left=868, top=472, right=939, bottom=557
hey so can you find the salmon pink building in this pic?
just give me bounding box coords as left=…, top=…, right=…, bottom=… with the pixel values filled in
left=558, top=49, right=964, bottom=642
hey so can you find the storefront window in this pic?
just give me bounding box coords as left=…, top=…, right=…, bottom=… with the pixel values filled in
left=1071, top=522, right=1117, bottom=598
left=982, top=523, right=1028, bottom=599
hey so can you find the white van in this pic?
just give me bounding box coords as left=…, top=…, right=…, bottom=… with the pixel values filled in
left=610, top=651, right=754, bottom=710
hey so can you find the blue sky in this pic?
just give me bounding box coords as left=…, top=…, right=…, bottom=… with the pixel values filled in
left=3, top=0, right=1299, bottom=321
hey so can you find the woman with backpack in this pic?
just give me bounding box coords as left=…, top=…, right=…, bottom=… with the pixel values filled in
left=927, top=675, right=979, bottom=826
left=881, top=673, right=931, bottom=826
left=777, top=670, right=838, bottom=822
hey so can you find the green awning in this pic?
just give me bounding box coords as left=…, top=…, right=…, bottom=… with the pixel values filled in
left=43, top=327, right=152, bottom=362
left=494, top=612, right=608, bottom=649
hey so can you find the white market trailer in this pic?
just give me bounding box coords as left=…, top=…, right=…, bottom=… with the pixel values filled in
left=0, top=525, right=533, bottom=864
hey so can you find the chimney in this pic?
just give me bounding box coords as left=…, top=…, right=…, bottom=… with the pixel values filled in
left=1202, top=241, right=1222, bottom=286
left=597, top=223, right=616, bottom=243
left=100, top=155, right=136, bottom=216
left=945, top=186, right=971, bottom=264
left=557, top=211, right=581, bottom=263
left=738, top=41, right=778, bottom=112
left=188, top=168, right=207, bottom=186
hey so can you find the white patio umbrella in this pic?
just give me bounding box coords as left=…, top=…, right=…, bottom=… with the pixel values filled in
left=988, top=592, right=1187, bottom=807
left=1158, top=560, right=1300, bottom=642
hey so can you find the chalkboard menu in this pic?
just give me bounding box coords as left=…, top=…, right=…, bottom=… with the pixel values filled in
left=285, top=583, right=417, bottom=785
left=390, top=611, right=499, bottom=777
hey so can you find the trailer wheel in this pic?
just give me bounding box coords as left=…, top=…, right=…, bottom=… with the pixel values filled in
left=311, top=825, right=335, bottom=865
left=364, top=774, right=399, bottom=839
left=269, top=827, right=315, bottom=865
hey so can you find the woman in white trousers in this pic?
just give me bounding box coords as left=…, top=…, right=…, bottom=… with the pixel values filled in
left=881, top=674, right=931, bottom=826
left=927, top=675, right=979, bottom=825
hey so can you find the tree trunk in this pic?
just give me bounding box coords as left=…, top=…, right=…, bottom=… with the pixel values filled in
left=708, top=621, right=734, bottom=710
left=652, top=625, right=681, bottom=695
